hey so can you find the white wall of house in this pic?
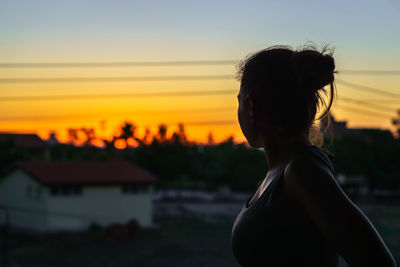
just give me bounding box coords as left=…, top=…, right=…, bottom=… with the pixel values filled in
left=0, top=170, right=154, bottom=231
left=0, top=170, right=48, bottom=231
left=45, top=185, right=154, bottom=230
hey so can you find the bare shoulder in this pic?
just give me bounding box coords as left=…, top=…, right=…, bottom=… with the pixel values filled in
left=282, top=151, right=397, bottom=267
left=283, top=151, right=340, bottom=202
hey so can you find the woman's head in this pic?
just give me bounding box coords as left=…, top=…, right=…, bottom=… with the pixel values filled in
left=237, top=44, right=336, bottom=148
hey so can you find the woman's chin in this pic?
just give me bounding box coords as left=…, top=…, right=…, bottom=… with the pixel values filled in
left=247, top=139, right=263, bottom=149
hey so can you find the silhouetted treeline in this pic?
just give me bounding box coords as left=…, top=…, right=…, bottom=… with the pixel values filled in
left=1, top=124, right=399, bottom=193
left=128, top=137, right=267, bottom=191
left=327, top=129, right=400, bottom=192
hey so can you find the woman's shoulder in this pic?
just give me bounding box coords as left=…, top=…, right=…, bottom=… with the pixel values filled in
left=292, top=144, right=336, bottom=177
left=283, top=145, right=397, bottom=267
left=281, top=144, right=340, bottom=203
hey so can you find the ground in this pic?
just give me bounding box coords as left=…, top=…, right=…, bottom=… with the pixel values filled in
left=3, top=202, right=399, bottom=267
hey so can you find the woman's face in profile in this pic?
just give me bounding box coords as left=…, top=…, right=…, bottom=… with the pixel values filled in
left=237, top=85, right=261, bottom=148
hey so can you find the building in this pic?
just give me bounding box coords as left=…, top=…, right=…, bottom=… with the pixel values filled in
left=0, top=161, right=158, bottom=231
left=320, top=115, right=394, bottom=139
left=0, top=133, right=49, bottom=161
left=0, top=133, right=48, bottom=150
left=320, top=114, right=348, bottom=138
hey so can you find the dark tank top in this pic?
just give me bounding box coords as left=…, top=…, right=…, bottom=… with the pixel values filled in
left=231, top=144, right=340, bottom=267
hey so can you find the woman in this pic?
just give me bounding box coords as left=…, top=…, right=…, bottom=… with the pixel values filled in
left=231, top=45, right=396, bottom=267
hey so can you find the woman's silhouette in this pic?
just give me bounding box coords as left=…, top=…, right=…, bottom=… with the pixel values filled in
left=231, top=45, right=396, bottom=267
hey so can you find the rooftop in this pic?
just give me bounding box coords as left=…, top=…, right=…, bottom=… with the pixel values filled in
left=0, top=133, right=48, bottom=150
left=2, top=161, right=158, bottom=186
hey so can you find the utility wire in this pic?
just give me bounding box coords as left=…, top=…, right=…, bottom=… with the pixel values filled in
left=356, top=99, right=400, bottom=104
left=0, top=75, right=235, bottom=83
left=185, top=120, right=236, bottom=126
left=0, top=89, right=237, bottom=102
left=336, top=79, right=400, bottom=99
left=0, top=105, right=389, bottom=126
left=338, top=96, right=396, bottom=114
left=0, top=75, right=399, bottom=101
left=334, top=104, right=393, bottom=119
left=0, top=60, right=239, bottom=68
left=0, top=60, right=399, bottom=76
left=338, top=70, right=400, bottom=75
left=0, top=107, right=236, bottom=122
left=0, top=102, right=391, bottom=124
left=0, top=119, right=239, bottom=131
left=0, top=88, right=395, bottom=119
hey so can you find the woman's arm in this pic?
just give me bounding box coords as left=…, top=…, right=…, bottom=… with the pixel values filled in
left=283, top=155, right=397, bottom=267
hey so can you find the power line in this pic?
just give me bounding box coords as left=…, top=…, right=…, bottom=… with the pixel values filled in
left=0, top=76, right=398, bottom=101
left=0, top=75, right=235, bottom=83
left=0, top=101, right=391, bottom=125
left=0, top=77, right=398, bottom=100
left=0, top=84, right=395, bottom=119
left=338, top=96, right=396, bottom=114
left=0, top=94, right=393, bottom=122
left=336, top=79, right=400, bottom=98
left=0, top=106, right=236, bottom=122
left=338, top=70, right=400, bottom=75
left=0, top=60, right=239, bottom=68
left=334, top=104, right=392, bottom=119
left=0, top=119, right=239, bottom=131
left=0, top=78, right=396, bottom=120
left=185, top=120, right=236, bottom=126
left=0, top=89, right=237, bottom=102
left=356, top=99, right=400, bottom=104
left=0, top=104, right=390, bottom=126
left=0, top=60, right=399, bottom=76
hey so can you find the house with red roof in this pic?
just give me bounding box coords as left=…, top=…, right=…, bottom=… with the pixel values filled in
left=0, top=161, right=158, bottom=231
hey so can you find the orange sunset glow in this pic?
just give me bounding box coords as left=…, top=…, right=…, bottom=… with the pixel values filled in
left=1, top=67, right=398, bottom=145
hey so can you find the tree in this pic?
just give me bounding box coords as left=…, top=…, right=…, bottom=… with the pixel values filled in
left=119, top=121, right=137, bottom=147
left=136, top=127, right=151, bottom=146
left=80, top=127, right=96, bottom=146
left=171, top=123, right=187, bottom=144
left=67, top=127, right=96, bottom=146
left=207, top=131, right=215, bottom=145
left=67, top=128, right=80, bottom=145
left=391, top=109, right=400, bottom=138
left=142, top=127, right=151, bottom=145
left=156, top=124, right=168, bottom=143
left=177, top=123, right=187, bottom=144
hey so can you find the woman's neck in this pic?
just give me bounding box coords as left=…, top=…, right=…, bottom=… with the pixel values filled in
left=262, top=132, right=312, bottom=170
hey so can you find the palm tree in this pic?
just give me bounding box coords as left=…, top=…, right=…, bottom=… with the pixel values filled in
left=120, top=121, right=137, bottom=147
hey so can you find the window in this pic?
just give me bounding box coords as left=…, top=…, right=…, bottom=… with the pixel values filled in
left=26, top=185, right=44, bottom=200
left=122, top=184, right=148, bottom=194
left=51, top=185, right=82, bottom=196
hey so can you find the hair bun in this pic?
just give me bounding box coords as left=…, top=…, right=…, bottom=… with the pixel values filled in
left=293, top=50, right=335, bottom=93
left=315, top=54, right=335, bottom=89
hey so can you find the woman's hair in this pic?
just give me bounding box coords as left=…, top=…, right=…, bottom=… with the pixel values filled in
left=237, top=43, right=336, bottom=145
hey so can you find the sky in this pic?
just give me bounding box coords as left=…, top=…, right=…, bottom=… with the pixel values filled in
left=0, top=0, right=399, bottom=143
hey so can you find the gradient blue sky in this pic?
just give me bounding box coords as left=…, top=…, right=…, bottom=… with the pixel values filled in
left=1, top=0, right=400, bottom=63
